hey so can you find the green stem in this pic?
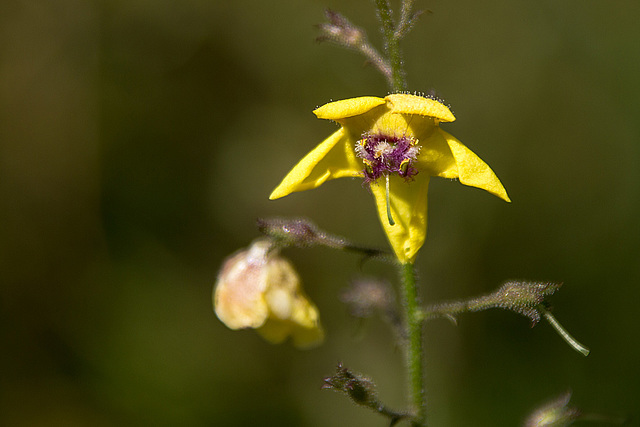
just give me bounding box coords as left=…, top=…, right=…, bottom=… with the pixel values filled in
left=400, top=262, right=426, bottom=426
left=375, top=0, right=407, bottom=91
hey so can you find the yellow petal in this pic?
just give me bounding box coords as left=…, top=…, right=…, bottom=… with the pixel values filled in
left=257, top=314, right=324, bottom=349
left=416, top=128, right=458, bottom=178
left=370, top=175, right=430, bottom=263
left=441, top=130, right=511, bottom=202
left=213, top=241, right=271, bottom=330
left=269, top=127, right=362, bottom=200
left=289, top=296, right=324, bottom=349
left=258, top=258, right=324, bottom=349
left=370, top=111, right=426, bottom=139
left=385, top=93, right=455, bottom=123
left=313, top=96, right=386, bottom=120
left=256, top=318, right=291, bottom=344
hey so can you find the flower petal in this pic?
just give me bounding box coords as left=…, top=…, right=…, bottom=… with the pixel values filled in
left=289, top=296, right=324, bottom=349
left=441, top=130, right=511, bottom=202
left=257, top=308, right=324, bottom=349
left=370, top=175, right=430, bottom=263
left=213, top=242, right=270, bottom=330
left=257, top=258, right=324, bottom=349
left=385, top=93, right=455, bottom=122
left=270, top=127, right=362, bottom=200
left=256, top=318, right=291, bottom=344
left=313, top=96, right=386, bottom=120
left=416, top=128, right=458, bottom=178
left=370, top=111, right=427, bottom=139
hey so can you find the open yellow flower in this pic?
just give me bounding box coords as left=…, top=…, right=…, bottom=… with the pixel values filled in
left=270, top=94, right=510, bottom=263
left=214, top=239, right=324, bottom=349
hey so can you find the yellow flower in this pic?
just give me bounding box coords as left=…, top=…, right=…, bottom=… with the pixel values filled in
left=270, top=94, right=510, bottom=263
left=214, top=239, right=324, bottom=349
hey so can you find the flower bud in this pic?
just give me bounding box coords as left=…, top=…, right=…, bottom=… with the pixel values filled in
left=340, top=278, right=395, bottom=319
left=487, top=281, right=561, bottom=326
left=213, top=239, right=324, bottom=349
left=322, top=363, right=409, bottom=424
left=256, top=217, right=326, bottom=248
left=316, top=9, right=365, bottom=48
left=524, top=392, right=581, bottom=427
left=257, top=217, right=391, bottom=262
left=322, top=363, right=379, bottom=408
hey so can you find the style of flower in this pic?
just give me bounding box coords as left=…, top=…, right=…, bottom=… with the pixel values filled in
left=214, top=239, right=324, bottom=349
left=270, top=94, right=510, bottom=263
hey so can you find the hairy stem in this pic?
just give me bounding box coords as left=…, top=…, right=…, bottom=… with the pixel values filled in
left=358, top=41, right=393, bottom=83
left=400, top=262, right=426, bottom=426
left=375, top=0, right=407, bottom=91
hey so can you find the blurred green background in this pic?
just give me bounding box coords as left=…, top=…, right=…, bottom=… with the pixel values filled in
left=1, top=0, right=639, bottom=425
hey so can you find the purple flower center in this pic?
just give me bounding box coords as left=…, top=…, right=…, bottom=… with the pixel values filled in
left=355, top=133, right=420, bottom=183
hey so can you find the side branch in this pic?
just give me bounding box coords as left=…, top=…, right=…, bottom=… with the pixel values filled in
left=421, top=281, right=590, bottom=356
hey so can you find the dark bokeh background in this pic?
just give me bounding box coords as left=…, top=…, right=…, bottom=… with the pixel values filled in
left=1, top=0, right=639, bottom=426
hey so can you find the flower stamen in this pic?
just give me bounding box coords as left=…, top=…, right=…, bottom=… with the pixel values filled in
left=355, top=133, right=420, bottom=184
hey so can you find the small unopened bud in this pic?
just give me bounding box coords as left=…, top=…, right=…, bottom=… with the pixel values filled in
left=322, top=363, right=378, bottom=407
left=314, top=8, right=392, bottom=89
left=257, top=217, right=391, bottom=261
left=427, top=280, right=589, bottom=355
left=257, top=217, right=328, bottom=248
left=525, top=391, right=628, bottom=426
left=340, top=279, right=403, bottom=340
left=490, top=281, right=562, bottom=326
left=524, top=392, right=581, bottom=427
left=322, top=363, right=408, bottom=424
left=316, top=9, right=365, bottom=48
left=213, top=239, right=323, bottom=349
left=340, top=278, right=395, bottom=319
left=486, top=281, right=590, bottom=355
left=427, top=281, right=561, bottom=325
